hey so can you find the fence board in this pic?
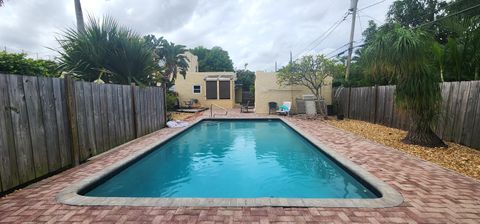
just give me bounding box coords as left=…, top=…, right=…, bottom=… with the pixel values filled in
left=74, top=82, right=88, bottom=161
left=23, top=76, right=49, bottom=177
left=38, top=77, right=61, bottom=172
left=106, top=85, right=115, bottom=148
left=436, top=82, right=451, bottom=137
left=100, top=85, right=109, bottom=152
left=82, top=82, right=96, bottom=157
left=7, top=75, right=35, bottom=183
left=52, top=78, right=71, bottom=167
left=454, top=82, right=470, bottom=143
left=0, top=74, right=19, bottom=191
left=461, top=81, right=479, bottom=145
left=92, top=83, right=103, bottom=154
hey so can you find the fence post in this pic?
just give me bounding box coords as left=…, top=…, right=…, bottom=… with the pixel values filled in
left=347, top=87, right=352, bottom=118
left=130, top=83, right=138, bottom=138
left=374, top=85, right=378, bottom=124
left=65, top=75, right=80, bottom=166
left=162, top=83, right=167, bottom=127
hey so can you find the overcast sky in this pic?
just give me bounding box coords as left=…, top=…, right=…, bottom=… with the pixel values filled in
left=0, top=0, right=394, bottom=71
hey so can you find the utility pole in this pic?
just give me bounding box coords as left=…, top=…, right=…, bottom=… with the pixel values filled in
left=289, top=51, right=293, bottom=64
left=74, top=0, right=85, bottom=33
left=275, top=61, right=277, bottom=72
left=345, top=0, right=358, bottom=82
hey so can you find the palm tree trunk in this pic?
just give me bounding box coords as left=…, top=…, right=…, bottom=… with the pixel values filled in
left=74, top=0, right=85, bottom=33
left=403, top=113, right=447, bottom=147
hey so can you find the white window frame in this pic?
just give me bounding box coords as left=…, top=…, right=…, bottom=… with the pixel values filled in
left=192, top=85, right=201, bottom=94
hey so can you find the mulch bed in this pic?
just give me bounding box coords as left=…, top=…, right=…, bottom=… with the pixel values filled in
left=326, top=119, right=480, bottom=180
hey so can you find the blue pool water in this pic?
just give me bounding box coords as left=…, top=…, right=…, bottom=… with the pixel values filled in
left=84, top=120, right=378, bottom=198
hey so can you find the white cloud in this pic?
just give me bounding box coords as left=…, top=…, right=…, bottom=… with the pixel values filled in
left=0, top=0, right=393, bottom=70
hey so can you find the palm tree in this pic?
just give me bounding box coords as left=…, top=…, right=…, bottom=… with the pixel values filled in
left=57, top=16, right=156, bottom=85
left=364, top=24, right=446, bottom=147
left=74, top=0, right=85, bottom=33
left=158, top=40, right=189, bottom=88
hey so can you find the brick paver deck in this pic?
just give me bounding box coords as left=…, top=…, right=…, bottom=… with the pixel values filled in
left=1, top=110, right=479, bottom=223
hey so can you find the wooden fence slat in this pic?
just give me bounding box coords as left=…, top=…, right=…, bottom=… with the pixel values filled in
left=123, top=86, right=133, bottom=140
left=74, top=81, right=89, bottom=161
left=461, top=81, right=479, bottom=145
left=467, top=81, right=480, bottom=148
left=117, top=86, right=126, bottom=141
left=444, top=82, right=460, bottom=141
left=38, top=77, right=61, bottom=172
left=23, top=76, right=49, bottom=178
left=7, top=75, right=35, bottom=183
left=113, top=85, right=121, bottom=146
left=106, top=85, right=115, bottom=148
left=100, top=84, right=109, bottom=152
left=92, top=83, right=103, bottom=154
left=435, top=82, right=451, bottom=137
left=0, top=74, right=19, bottom=191
left=83, top=82, right=96, bottom=157
left=454, top=82, right=470, bottom=143
left=53, top=78, right=71, bottom=167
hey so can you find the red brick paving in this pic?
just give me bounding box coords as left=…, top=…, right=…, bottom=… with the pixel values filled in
left=1, top=110, right=479, bottom=223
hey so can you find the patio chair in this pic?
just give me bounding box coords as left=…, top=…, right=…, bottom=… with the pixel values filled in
left=268, top=102, right=277, bottom=115
left=241, top=100, right=254, bottom=113
left=276, top=101, right=291, bottom=116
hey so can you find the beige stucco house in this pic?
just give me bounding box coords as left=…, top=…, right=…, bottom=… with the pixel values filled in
left=254, top=71, right=333, bottom=114
left=174, top=52, right=236, bottom=109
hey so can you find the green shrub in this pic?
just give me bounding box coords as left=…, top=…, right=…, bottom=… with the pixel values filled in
left=166, top=91, right=178, bottom=111
left=57, top=16, right=156, bottom=85
left=0, top=51, right=60, bottom=77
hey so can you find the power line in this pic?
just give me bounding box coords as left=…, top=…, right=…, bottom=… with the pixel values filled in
left=358, top=0, right=387, bottom=12
left=415, top=2, right=480, bottom=29
left=292, top=11, right=350, bottom=60
left=357, top=12, right=364, bottom=41
left=303, top=16, right=349, bottom=57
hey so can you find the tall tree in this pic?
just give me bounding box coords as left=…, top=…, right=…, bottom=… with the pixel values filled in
left=57, top=16, right=156, bottom=85
left=235, top=69, right=255, bottom=91
left=363, top=24, right=446, bottom=147
left=387, top=0, right=447, bottom=27
left=277, top=55, right=340, bottom=107
left=190, top=46, right=234, bottom=72
left=144, top=35, right=189, bottom=87
left=159, top=41, right=189, bottom=87
left=74, top=0, right=85, bottom=33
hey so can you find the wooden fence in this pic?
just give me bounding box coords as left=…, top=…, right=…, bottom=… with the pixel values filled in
left=335, top=81, right=480, bottom=149
left=0, top=73, right=165, bottom=194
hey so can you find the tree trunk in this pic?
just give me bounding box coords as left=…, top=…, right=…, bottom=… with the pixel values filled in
left=402, top=118, right=447, bottom=148
left=74, top=0, right=85, bottom=33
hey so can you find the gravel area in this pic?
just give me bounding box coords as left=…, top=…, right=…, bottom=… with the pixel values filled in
left=326, top=119, right=480, bottom=180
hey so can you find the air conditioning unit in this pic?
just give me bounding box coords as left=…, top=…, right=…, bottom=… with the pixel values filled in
left=302, top=95, right=317, bottom=115
left=302, top=95, right=316, bottom=100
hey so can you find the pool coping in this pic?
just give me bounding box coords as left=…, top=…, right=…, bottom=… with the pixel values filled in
left=57, top=117, right=404, bottom=208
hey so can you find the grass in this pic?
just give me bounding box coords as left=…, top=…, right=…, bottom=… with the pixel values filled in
left=326, top=119, right=480, bottom=180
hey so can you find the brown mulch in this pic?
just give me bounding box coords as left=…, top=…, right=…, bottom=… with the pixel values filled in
left=169, top=112, right=195, bottom=121
left=326, top=119, right=480, bottom=180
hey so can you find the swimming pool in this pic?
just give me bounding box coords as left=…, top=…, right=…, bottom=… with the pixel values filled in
left=58, top=118, right=403, bottom=207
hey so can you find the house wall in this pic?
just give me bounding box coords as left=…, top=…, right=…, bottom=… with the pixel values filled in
left=254, top=71, right=333, bottom=114
left=175, top=72, right=236, bottom=109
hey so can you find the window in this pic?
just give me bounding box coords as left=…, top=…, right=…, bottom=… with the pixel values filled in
left=193, top=85, right=201, bottom=94
left=206, top=81, right=217, bottom=99
left=219, top=81, right=230, bottom=99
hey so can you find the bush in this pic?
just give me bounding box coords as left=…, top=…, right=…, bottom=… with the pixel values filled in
left=166, top=91, right=179, bottom=111
left=57, top=16, right=156, bottom=85
left=0, top=51, right=60, bottom=77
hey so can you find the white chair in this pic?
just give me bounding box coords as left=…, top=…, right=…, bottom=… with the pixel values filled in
left=276, top=101, right=291, bottom=116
